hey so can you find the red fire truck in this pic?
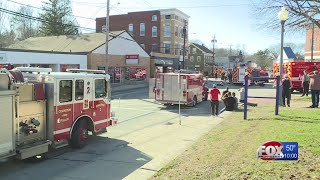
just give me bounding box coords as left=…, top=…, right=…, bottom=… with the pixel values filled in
left=0, top=67, right=117, bottom=160
left=273, top=61, right=320, bottom=92
left=154, top=70, right=205, bottom=106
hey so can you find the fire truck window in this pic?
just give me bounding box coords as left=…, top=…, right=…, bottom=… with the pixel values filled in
left=75, top=80, right=84, bottom=100
left=59, top=80, right=72, bottom=103
left=95, top=79, right=107, bottom=98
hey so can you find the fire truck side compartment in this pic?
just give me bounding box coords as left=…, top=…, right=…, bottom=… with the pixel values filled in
left=0, top=90, right=16, bottom=158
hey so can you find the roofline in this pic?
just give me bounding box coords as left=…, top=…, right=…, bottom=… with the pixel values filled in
left=90, top=31, right=150, bottom=57
left=96, top=10, right=161, bottom=20
left=90, top=30, right=126, bottom=53
left=159, top=8, right=190, bottom=18
left=191, top=43, right=212, bottom=54
left=0, top=48, right=88, bottom=55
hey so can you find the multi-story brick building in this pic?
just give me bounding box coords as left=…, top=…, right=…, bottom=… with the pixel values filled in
left=96, top=8, right=190, bottom=77
left=96, top=10, right=161, bottom=55
left=305, top=27, right=320, bottom=61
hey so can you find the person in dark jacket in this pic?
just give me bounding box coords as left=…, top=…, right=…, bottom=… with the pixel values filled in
left=308, top=70, right=320, bottom=108
left=282, top=74, right=292, bottom=107
left=224, top=92, right=236, bottom=111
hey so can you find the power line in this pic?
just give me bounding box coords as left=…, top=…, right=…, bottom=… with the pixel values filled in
left=0, top=7, right=138, bottom=45
left=6, top=0, right=96, bottom=20
left=120, top=4, right=250, bottom=9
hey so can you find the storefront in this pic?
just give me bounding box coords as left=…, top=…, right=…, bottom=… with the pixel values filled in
left=0, top=49, right=87, bottom=71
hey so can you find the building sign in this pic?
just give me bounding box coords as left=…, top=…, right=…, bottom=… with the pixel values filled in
left=0, top=53, right=7, bottom=63
left=125, top=54, right=139, bottom=64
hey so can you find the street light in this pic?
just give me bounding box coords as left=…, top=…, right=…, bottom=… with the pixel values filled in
left=277, top=6, right=289, bottom=107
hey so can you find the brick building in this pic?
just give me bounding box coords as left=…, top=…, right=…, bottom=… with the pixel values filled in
left=96, top=10, right=161, bottom=54
left=96, top=8, right=190, bottom=77
left=305, top=27, right=320, bottom=61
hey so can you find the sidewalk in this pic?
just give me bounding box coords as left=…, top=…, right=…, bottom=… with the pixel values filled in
left=122, top=111, right=232, bottom=180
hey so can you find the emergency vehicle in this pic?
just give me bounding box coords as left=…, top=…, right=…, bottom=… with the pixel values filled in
left=273, top=61, right=320, bottom=92
left=232, top=64, right=253, bottom=85
left=0, top=67, right=116, bottom=160
left=154, top=70, right=205, bottom=106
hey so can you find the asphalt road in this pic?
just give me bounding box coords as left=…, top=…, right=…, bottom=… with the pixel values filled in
left=0, top=81, right=279, bottom=180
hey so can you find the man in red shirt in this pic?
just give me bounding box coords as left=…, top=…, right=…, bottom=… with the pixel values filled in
left=210, top=84, right=221, bottom=116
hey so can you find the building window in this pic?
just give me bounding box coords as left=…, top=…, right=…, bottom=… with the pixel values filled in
left=164, top=43, right=171, bottom=54
left=95, top=79, right=107, bottom=98
left=175, top=26, right=179, bottom=37
left=140, top=23, right=145, bottom=36
left=152, top=44, right=158, bottom=51
left=152, top=26, right=157, bottom=37
left=175, top=15, right=179, bottom=20
left=128, top=24, right=133, bottom=36
left=197, top=56, right=201, bottom=62
left=165, top=15, right=171, bottom=19
left=175, top=44, right=180, bottom=55
left=59, top=80, right=72, bottom=103
left=152, top=15, right=157, bottom=21
left=193, top=48, right=196, bottom=54
left=102, top=25, right=106, bottom=32
left=164, top=24, right=171, bottom=37
left=75, top=80, right=84, bottom=100
left=140, top=44, right=145, bottom=49
left=190, top=56, right=194, bottom=62
left=180, top=27, right=184, bottom=38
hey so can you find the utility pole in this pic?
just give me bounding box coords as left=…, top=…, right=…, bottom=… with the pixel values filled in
left=182, top=20, right=187, bottom=69
left=311, top=22, right=315, bottom=62
left=211, top=35, right=217, bottom=77
left=105, top=0, right=110, bottom=73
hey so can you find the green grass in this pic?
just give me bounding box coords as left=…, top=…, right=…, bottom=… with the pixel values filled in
left=151, top=100, right=320, bottom=179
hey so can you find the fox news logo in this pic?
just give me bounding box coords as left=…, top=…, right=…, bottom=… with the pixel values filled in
left=257, top=141, right=298, bottom=161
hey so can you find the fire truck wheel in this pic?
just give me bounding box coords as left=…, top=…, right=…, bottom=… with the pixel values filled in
left=70, top=119, right=88, bottom=149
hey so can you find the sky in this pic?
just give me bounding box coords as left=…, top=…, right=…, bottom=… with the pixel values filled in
left=4, top=0, right=306, bottom=54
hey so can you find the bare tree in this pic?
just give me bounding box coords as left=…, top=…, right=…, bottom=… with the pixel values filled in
left=268, top=42, right=305, bottom=59
left=251, top=0, right=320, bottom=31
left=12, top=6, right=39, bottom=40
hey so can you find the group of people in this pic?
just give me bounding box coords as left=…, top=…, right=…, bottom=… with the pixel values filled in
left=209, top=86, right=238, bottom=116
left=220, top=71, right=233, bottom=83
left=300, top=69, right=320, bottom=108
left=271, top=68, right=320, bottom=108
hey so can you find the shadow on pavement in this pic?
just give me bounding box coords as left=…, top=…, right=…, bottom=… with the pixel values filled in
left=0, top=136, right=152, bottom=180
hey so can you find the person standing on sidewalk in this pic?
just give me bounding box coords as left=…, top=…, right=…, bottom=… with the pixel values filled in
left=210, top=84, right=220, bottom=117
left=301, top=70, right=310, bottom=97
left=308, top=69, right=320, bottom=108
left=282, top=74, right=292, bottom=107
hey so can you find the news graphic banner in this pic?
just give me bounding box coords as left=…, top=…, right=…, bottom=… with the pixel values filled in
left=257, top=141, right=298, bottom=161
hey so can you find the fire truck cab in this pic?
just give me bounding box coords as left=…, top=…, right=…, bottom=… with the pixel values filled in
left=0, top=67, right=116, bottom=160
